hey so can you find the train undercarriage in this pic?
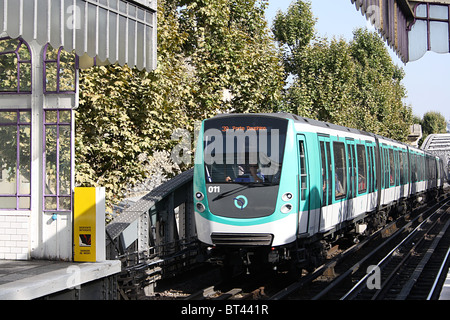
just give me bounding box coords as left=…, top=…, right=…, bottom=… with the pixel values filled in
left=203, top=188, right=442, bottom=279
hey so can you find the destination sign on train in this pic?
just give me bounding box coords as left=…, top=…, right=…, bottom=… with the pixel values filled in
left=221, top=125, right=268, bottom=132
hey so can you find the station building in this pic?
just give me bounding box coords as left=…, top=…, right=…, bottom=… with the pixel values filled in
left=0, top=0, right=157, bottom=299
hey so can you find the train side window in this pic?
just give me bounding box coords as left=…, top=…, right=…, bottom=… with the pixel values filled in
left=368, top=146, right=375, bottom=193
left=357, top=145, right=367, bottom=194
left=325, top=142, right=332, bottom=206
left=389, top=149, right=395, bottom=187
left=400, top=151, right=404, bottom=185
left=403, top=152, right=408, bottom=184
left=333, top=142, right=347, bottom=200
left=320, top=142, right=327, bottom=206
left=299, top=141, right=307, bottom=201
left=367, top=146, right=373, bottom=192
left=384, top=148, right=390, bottom=189
left=380, top=147, right=385, bottom=189
left=394, top=150, right=400, bottom=186
left=371, top=146, right=376, bottom=192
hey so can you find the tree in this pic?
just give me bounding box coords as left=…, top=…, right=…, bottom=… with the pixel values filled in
left=272, top=0, right=412, bottom=142
left=422, top=111, right=447, bottom=136
left=76, top=0, right=284, bottom=209
left=271, top=0, right=316, bottom=75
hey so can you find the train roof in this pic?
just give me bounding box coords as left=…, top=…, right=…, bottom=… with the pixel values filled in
left=209, top=112, right=433, bottom=156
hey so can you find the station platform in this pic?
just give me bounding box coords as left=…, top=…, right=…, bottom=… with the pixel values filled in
left=0, top=259, right=121, bottom=300
left=439, top=267, right=450, bottom=300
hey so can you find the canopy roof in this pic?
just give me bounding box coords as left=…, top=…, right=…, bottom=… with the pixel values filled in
left=0, top=0, right=157, bottom=71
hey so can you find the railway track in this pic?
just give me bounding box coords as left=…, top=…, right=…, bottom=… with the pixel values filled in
left=342, top=201, right=450, bottom=300
left=270, top=196, right=450, bottom=300
left=145, top=194, right=450, bottom=300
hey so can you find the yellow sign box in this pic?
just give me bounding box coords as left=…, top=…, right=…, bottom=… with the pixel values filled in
left=73, top=187, right=106, bottom=262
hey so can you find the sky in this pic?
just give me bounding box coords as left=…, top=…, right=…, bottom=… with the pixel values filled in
left=264, top=0, right=450, bottom=122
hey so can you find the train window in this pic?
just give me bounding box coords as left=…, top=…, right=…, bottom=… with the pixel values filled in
left=380, top=147, right=384, bottom=189
left=320, top=142, right=327, bottom=206
left=299, top=141, right=307, bottom=201
left=367, top=146, right=373, bottom=192
left=403, top=152, right=409, bottom=184
left=389, top=149, right=395, bottom=187
left=333, top=142, right=347, bottom=200
left=347, top=143, right=357, bottom=199
left=326, top=142, right=332, bottom=206
left=357, top=145, right=367, bottom=194
left=368, top=146, right=375, bottom=193
left=394, top=150, right=400, bottom=186
left=384, top=148, right=390, bottom=189
left=400, top=152, right=405, bottom=185
left=411, top=153, right=417, bottom=183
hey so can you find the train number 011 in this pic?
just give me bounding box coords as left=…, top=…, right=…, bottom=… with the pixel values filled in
left=208, top=186, right=221, bottom=193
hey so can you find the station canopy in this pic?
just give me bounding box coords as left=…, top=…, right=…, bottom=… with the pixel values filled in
left=0, top=0, right=157, bottom=71
left=351, top=0, right=450, bottom=63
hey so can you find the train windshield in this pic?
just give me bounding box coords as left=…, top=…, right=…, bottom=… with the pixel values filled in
left=203, top=116, right=287, bottom=185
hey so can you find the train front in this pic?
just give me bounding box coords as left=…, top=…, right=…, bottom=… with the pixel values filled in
left=193, top=114, right=299, bottom=253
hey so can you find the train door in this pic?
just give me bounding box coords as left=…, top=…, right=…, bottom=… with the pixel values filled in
left=346, top=139, right=357, bottom=220
left=297, top=135, right=310, bottom=235
left=318, top=135, right=333, bottom=232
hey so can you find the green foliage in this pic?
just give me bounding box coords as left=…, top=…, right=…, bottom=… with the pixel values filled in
left=76, top=0, right=284, bottom=209
left=272, top=0, right=316, bottom=75
left=422, top=111, right=447, bottom=136
left=272, top=0, right=412, bottom=142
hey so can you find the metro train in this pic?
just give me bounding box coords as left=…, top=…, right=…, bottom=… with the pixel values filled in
left=193, top=113, right=447, bottom=273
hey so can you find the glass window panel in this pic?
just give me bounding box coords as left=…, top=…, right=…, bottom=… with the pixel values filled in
left=18, top=42, right=31, bottom=61
left=137, top=7, right=145, bottom=20
left=59, top=110, right=71, bottom=123
left=0, top=197, right=17, bottom=209
left=45, top=62, right=58, bottom=92
left=19, top=197, right=30, bottom=210
left=19, top=111, right=31, bottom=124
left=19, top=126, right=31, bottom=195
left=0, top=126, right=17, bottom=195
left=45, top=126, right=57, bottom=195
left=110, top=0, right=118, bottom=10
left=0, top=38, right=19, bottom=53
left=45, top=110, right=58, bottom=123
left=19, top=62, right=32, bottom=92
left=45, top=196, right=57, bottom=210
left=59, top=50, right=76, bottom=91
left=0, top=38, right=32, bottom=93
left=44, top=110, right=73, bottom=211
left=416, top=4, right=427, bottom=18
left=430, top=21, right=449, bottom=53
left=0, top=54, right=18, bottom=92
left=59, top=126, right=71, bottom=195
left=334, top=142, right=347, bottom=199
left=429, top=5, right=449, bottom=20
left=59, top=197, right=71, bottom=211
left=408, top=20, right=428, bottom=61
left=0, top=111, right=17, bottom=123
left=45, top=44, right=59, bottom=61
left=357, top=145, right=367, bottom=193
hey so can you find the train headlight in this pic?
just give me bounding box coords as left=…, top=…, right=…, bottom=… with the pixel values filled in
left=196, top=202, right=206, bottom=213
left=282, top=192, right=293, bottom=201
left=281, top=203, right=293, bottom=214
left=195, top=192, right=204, bottom=201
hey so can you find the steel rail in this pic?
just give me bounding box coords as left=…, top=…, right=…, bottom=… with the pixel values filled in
left=340, top=199, right=450, bottom=300
left=427, top=246, right=450, bottom=300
